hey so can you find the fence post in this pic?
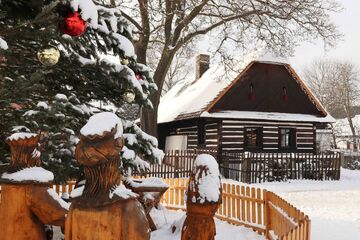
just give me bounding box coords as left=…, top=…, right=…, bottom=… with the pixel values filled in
left=244, top=154, right=251, bottom=184
left=264, top=190, right=271, bottom=239
left=223, top=155, right=229, bottom=179
left=174, top=150, right=179, bottom=178
left=336, top=153, right=342, bottom=180
left=307, top=218, right=311, bottom=240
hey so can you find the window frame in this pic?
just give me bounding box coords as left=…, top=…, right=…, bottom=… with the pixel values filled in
left=278, top=128, right=297, bottom=150
left=244, top=127, right=263, bottom=150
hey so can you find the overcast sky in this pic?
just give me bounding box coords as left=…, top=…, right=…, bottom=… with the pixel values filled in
left=289, top=0, right=360, bottom=73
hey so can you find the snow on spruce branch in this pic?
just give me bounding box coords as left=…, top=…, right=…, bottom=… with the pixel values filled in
left=70, top=0, right=98, bottom=28
left=0, top=36, right=8, bottom=50
left=122, top=119, right=164, bottom=169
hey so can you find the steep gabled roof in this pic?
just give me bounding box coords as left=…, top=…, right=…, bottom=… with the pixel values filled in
left=158, top=55, right=332, bottom=124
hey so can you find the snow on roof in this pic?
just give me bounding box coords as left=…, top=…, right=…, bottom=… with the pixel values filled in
left=1, top=167, right=54, bottom=183
left=158, top=48, right=291, bottom=124
left=158, top=48, right=332, bottom=124
left=80, top=112, right=123, bottom=138
left=201, top=111, right=336, bottom=123
left=7, top=132, right=37, bottom=141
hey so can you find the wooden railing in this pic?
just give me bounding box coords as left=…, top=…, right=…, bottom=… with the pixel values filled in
left=52, top=178, right=311, bottom=240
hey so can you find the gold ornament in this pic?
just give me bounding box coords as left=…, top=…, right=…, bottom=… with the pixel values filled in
left=122, top=90, right=135, bottom=103
left=37, top=45, right=60, bottom=66
left=121, top=57, right=130, bottom=65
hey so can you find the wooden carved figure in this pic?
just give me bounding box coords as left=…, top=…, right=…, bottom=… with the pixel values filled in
left=0, top=133, right=68, bottom=240
left=65, top=112, right=150, bottom=240
left=181, top=154, right=222, bottom=240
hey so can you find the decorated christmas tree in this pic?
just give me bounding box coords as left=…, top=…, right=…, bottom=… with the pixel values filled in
left=0, top=0, right=163, bottom=182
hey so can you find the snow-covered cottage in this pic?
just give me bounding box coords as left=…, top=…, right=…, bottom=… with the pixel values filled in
left=158, top=54, right=335, bottom=154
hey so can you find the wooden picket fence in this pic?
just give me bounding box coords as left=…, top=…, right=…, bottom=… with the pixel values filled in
left=220, top=152, right=341, bottom=183
left=53, top=178, right=311, bottom=240
left=130, top=148, right=217, bottom=178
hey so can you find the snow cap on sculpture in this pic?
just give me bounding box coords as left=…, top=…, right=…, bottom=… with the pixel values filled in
left=190, top=154, right=221, bottom=203
left=76, top=112, right=124, bottom=166
left=5, top=132, right=41, bottom=170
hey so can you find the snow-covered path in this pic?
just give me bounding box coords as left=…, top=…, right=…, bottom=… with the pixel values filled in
left=255, top=169, right=360, bottom=240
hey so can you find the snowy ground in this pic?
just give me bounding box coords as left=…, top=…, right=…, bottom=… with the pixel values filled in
left=54, top=169, right=360, bottom=240
left=254, top=168, right=360, bottom=240
left=150, top=208, right=263, bottom=240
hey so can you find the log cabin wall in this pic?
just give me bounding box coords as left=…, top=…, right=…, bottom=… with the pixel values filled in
left=219, top=119, right=316, bottom=153
left=205, top=122, right=219, bottom=149
left=158, top=119, right=201, bottom=150
left=168, top=125, right=198, bottom=149
left=160, top=118, right=316, bottom=153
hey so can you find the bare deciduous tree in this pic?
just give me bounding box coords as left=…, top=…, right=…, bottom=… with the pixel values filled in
left=304, top=60, right=360, bottom=150
left=303, top=59, right=341, bottom=113
left=115, top=0, right=341, bottom=136
left=336, top=62, right=360, bottom=150
left=160, top=47, right=193, bottom=96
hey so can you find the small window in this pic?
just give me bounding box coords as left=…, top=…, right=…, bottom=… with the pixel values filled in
left=244, top=127, right=262, bottom=149
left=165, top=135, right=188, bottom=151
left=279, top=128, right=296, bottom=149
left=248, top=83, right=256, bottom=100
left=282, top=87, right=288, bottom=101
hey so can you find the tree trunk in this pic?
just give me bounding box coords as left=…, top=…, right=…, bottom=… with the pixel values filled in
left=330, top=124, right=338, bottom=149
left=140, top=95, right=158, bottom=137
left=344, top=105, right=357, bottom=151
left=140, top=50, right=176, bottom=137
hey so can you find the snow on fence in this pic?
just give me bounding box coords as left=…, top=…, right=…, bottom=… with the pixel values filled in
left=51, top=178, right=311, bottom=240
left=220, top=152, right=341, bottom=183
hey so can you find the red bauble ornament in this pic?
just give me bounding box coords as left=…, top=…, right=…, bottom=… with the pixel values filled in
left=135, top=74, right=142, bottom=80
left=59, top=11, right=87, bottom=37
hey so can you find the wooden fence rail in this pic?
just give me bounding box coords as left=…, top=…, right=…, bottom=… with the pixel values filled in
left=52, top=178, right=311, bottom=240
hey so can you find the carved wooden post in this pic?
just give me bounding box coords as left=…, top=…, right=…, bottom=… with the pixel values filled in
left=264, top=190, right=271, bottom=239
left=181, top=154, right=222, bottom=240
left=0, top=133, right=68, bottom=240
left=65, top=112, right=150, bottom=240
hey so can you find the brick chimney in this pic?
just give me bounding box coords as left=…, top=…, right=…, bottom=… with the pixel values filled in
left=195, top=54, right=210, bottom=80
